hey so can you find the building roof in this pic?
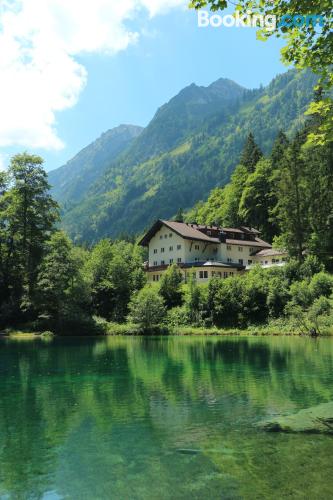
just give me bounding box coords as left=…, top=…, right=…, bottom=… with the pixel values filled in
left=253, top=248, right=287, bottom=257
left=138, top=219, right=271, bottom=248
left=139, top=219, right=220, bottom=246
left=226, top=238, right=271, bottom=248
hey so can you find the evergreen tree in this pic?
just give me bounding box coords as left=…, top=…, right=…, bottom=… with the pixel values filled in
left=270, top=131, right=289, bottom=166
left=275, top=133, right=308, bottom=260
left=240, top=133, right=263, bottom=172
left=174, top=208, right=184, bottom=223
left=239, top=158, right=278, bottom=241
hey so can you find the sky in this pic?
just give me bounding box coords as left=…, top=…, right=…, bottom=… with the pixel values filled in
left=0, top=0, right=287, bottom=172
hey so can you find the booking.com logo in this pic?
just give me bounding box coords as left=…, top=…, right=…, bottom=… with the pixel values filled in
left=198, top=11, right=325, bottom=31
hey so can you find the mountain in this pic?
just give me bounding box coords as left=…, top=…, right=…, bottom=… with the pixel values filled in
left=125, top=78, right=246, bottom=164
left=51, top=70, right=318, bottom=243
left=48, top=124, right=143, bottom=207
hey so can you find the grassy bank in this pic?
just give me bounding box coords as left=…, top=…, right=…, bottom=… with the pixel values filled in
left=2, top=319, right=333, bottom=338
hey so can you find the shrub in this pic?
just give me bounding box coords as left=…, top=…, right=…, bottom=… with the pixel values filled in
left=128, top=286, right=166, bottom=332
left=310, top=272, right=333, bottom=299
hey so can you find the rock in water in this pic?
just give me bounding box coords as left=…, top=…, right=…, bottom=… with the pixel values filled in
left=258, top=402, right=333, bottom=434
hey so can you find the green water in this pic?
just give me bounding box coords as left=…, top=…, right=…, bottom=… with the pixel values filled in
left=0, top=336, right=333, bottom=499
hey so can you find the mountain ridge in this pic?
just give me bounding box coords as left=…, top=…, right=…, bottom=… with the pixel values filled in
left=50, top=69, right=317, bottom=243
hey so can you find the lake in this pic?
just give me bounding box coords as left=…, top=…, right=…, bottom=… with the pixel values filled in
left=0, top=336, right=333, bottom=499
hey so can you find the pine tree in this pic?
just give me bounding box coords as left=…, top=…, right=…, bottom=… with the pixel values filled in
left=240, top=133, right=263, bottom=172
left=275, top=133, right=308, bottom=260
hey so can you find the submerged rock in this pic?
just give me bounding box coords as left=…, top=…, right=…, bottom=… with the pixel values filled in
left=259, top=402, right=333, bottom=434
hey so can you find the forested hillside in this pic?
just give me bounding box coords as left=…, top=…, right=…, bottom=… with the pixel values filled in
left=51, top=70, right=318, bottom=243
left=49, top=124, right=143, bottom=207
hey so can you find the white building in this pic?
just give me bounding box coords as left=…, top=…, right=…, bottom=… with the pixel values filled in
left=139, top=220, right=288, bottom=282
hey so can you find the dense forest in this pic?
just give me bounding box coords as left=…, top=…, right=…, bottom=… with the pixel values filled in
left=0, top=109, right=332, bottom=335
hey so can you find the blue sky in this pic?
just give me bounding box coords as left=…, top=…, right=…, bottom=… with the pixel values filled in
left=0, top=2, right=286, bottom=172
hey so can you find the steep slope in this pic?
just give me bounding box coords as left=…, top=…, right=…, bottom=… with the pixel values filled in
left=125, top=78, right=246, bottom=164
left=48, top=124, right=143, bottom=207
left=55, top=70, right=317, bottom=243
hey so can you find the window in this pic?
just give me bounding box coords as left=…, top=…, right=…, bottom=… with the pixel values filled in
left=207, top=230, right=211, bottom=236
left=265, top=261, right=268, bottom=265
left=248, top=260, right=252, bottom=265
left=238, top=246, right=243, bottom=252
left=164, top=234, right=168, bottom=239
left=161, top=248, right=165, bottom=253
left=195, top=244, right=200, bottom=250
left=199, top=270, right=208, bottom=279
left=160, top=235, right=163, bottom=240
left=192, top=271, right=196, bottom=278
left=177, top=244, right=181, bottom=250
left=153, top=275, right=156, bottom=282
left=169, top=233, right=173, bottom=238
left=204, top=271, right=208, bottom=278
left=240, top=234, right=244, bottom=240
left=161, top=260, right=165, bottom=265
left=195, top=257, right=199, bottom=262
left=153, top=261, right=158, bottom=266
left=169, top=258, right=173, bottom=264
left=177, top=257, right=182, bottom=263
left=217, top=272, right=221, bottom=278
left=230, top=272, right=234, bottom=276
left=211, top=271, right=215, bottom=277
left=239, top=259, right=243, bottom=265
left=169, top=246, right=173, bottom=251
left=227, top=258, right=232, bottom=263
left=199, top=271, right=203, bottom=279
left=153, top=249, right=157, bottom=254
left=223, top=272, right=228, bottom=278
left=227, top=245, right=232, bottom=251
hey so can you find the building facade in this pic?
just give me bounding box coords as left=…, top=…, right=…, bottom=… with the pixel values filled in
left=139, top=220, right=287, bottom=282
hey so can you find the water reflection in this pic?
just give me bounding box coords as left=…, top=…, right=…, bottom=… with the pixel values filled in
left=0, top=336, right=333, bottom=499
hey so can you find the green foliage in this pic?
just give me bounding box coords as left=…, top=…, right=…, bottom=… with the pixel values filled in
left=0, top=153, right=59, bottom=324
left=159, top=264, right=183, bottom=309
left=84, top=239, right=146, bottom=322
left=239, top=132, right=263, bottom=172
left=49, top=125, right=143, bottom=207
left=128, top=286, right=166, bottom=332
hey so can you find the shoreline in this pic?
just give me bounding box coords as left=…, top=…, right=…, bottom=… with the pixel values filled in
left=2, top=324, right=333, bottom=338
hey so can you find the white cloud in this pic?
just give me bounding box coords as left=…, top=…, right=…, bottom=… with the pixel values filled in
left=0, top=0, right=185, bottom=150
